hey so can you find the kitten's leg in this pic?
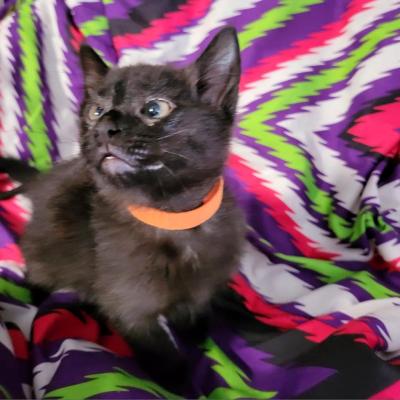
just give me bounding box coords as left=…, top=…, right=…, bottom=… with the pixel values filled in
left=168, top=304, right=210, bottom=345
left=128, top=320, right=188, bottom=393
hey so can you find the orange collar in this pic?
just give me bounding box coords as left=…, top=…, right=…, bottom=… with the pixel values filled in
left=127, top=177, right=224, bottom=230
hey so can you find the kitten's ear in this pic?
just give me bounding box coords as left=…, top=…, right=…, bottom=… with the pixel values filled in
left=79, top=45, right=109, bottom=90
left=187, top=27, right=241, bottom=116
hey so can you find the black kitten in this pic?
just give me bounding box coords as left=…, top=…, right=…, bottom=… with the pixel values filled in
left=18, top=27, right=244, bottom=385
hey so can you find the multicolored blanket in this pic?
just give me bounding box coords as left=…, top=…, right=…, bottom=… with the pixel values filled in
left=0, top=0, right=400, bottom=398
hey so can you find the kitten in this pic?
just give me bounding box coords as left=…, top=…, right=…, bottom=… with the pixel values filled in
left=7, top=27, right=244, bottom=383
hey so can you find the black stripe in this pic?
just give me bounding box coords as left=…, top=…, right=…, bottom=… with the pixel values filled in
left=113, top=80, right=126, bottom=106
left=297, top=335, right=400, bottom=398
left=109, top=0, right=188, bottom=36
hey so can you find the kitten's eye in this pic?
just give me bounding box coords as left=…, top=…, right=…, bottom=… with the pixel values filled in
left=141, top=99, right=173, bottom=120
left=89, top=105, right=104, bottom=120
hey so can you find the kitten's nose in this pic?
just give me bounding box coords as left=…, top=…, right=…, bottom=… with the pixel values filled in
left=107, top=127, right=121, bottom=137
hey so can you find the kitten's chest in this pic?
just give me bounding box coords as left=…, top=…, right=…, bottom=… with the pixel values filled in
left=93, top=217, right=211, bottom=311
left=96, top=221, right=202, bottom=276
left=92, top=204, right=205, bottom=274
left=91, top=198, right=241, bottom=316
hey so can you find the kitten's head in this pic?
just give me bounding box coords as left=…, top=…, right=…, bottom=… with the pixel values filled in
left=79, top=27, right=240, bottom=203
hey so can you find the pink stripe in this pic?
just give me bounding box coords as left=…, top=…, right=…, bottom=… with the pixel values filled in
left=369, top=380, right=400, bottom=399
left=0, top=91, right=3, bottom=151
left=0, top=179, right=29, bottom=237
left=387, top=257, right=400, bottom=271
left=228, top=154, right=338, bottom=259
left=297, top=317, right=338, bottom=343
left=230, top=274, right=308, bottom=329
left=337, top=318, right=384, bottom=349
left=240, top=0, right=374, bottom=91
left=369, top=254, right=400, bottom=272
left=0, top=243, right=25, bottom=266
left=113, top=0, right=212, bottom=50
left=348, top=97, right=400, bottom=158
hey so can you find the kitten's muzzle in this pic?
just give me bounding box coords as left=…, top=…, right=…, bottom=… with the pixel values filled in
left=127, top=140, right=151, bottom=160
left=100, top=145, right=138, bottom=168
left=99, top=143, right=160, bottom=174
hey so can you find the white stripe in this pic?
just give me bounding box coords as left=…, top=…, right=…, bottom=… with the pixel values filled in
left=0, top=264, right=25, bottom=278
left=377, top=179, right=400, bottom=230
left=35, top=0, right=80, bottom=160
left=0, top=13, right=24, bottom=158
left=360, top=172, right=400, bottom=267
left=0, top=301, right=37, bottom=339
left=376, top=239, right=400, bottom=269
left=33, top=339, right=109, bottom=398
left=232, top=138, right=372, bottom=260
left=341, top=298, right=400, bottom=352
left=0, top=322, right=14, bottom=355
left=34, top=357, right=65, bottom=399
left=279, top=39, right=400, bottom=211
left=65, top=0, right=99, bottom=7
left=368, top=301, right=400, bottom=352
left=240, top=242, right=313, bottom=303
left=295, top=284, right=359, bottom=317
left=238, top=0, right=400, bottom=113
left=354, top=173, right=400, bottom=267
left=119, top=0, right=263, bottom=66
left=377, top=348, right=400, bottom=361
left=340, top=297, right=400, bottom=319
left=14, top=193, right=32, bottom=220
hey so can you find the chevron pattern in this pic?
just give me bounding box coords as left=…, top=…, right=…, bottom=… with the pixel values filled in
left=0, top=0, right=399, bottom=398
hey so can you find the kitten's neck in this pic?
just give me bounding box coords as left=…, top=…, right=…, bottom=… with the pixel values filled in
left=127, top=177, right=223, bottom=230
left=96, top=174, right=222, bottom=216
left=149, top=177, right=221, bottom=212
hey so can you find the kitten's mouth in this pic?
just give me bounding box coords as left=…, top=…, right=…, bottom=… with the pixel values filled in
left=101, top=152, right=137, bottom=173
left=100, top=148, right=162, bottom=175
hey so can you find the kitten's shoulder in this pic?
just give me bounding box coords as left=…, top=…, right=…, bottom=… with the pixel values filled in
left=29, top=158, right=91, bottom=201
left=23, top=158, right=96, bottom=293
left=27, top=158, right=94, bottom=232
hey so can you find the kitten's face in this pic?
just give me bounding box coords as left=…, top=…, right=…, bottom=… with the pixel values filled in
left=79, top=28, right=240, bottom=200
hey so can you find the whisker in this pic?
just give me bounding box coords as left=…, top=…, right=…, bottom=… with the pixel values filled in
left=160, top=162, right=189, bottom=194
left=163, top=150, right=189, bottom=161
left=156, top=130, right=186, bottom=141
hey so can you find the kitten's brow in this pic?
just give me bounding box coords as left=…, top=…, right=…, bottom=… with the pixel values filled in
left=113, top=80, right=126, bottom=106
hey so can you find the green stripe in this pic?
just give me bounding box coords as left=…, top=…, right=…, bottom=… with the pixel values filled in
left=0, top=277, right=32, bottom=303
left=277, top=253, right=398, bottom=298
left=0, top=386, right=11, bottom=400
left=240, top=114, right=352, bottom=239
left=45, top=368, right=180, bottom=399
left=80, top=16, right=109, bottom=37
left=354, top=271, right=398, bottom=299
left=239, top=0, right=324, bottom=50
left=240, top=17, right=400, bottom=240
left=277, top=253, right=352, bottom=283
left=350, top=209, right=392, bottom=241
left=18, top=0, right=51, bottom=171
left=203, top=339, right=277, bottom=399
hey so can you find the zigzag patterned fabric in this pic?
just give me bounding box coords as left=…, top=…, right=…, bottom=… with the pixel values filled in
left=0, top=0, right=400, bottom=398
